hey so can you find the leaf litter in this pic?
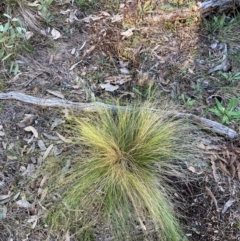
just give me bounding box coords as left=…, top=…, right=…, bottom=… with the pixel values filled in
left=1, top=0, right=240, bottom=240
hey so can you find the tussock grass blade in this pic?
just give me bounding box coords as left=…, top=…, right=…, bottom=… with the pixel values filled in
left=45, top=102, right=198, bottom=241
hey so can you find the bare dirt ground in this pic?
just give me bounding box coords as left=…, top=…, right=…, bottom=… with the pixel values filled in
left=0, top=0, right=240, bottom=240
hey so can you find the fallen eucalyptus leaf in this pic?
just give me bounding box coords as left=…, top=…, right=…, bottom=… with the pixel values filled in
left=0, top=194, right=12, bottom=205
left=188, top=166, right=204, bottom=175
left=38, top=140, right=47, bottom=151
left=56, top=132, right=72, bottom=143
left=27, top=215, right=38, bottom=223
left=43, top=133, right=59, bottom=141
left=120, top=68, right=130, bottom=75
left=222, top=198, right=235, bottom=214
left=121, top=28, right=135, bottom=38
left=7, top=143, right=14, bottom=150
left=13, top=192, right=21, bottom=201
left=22, top=164, right=35, bottom=176
left=24, top=126, right=38, bottom=138
left=51, top=28, right=61, bottom=40
left=42, top=144, right=54, bottom=160
left=51, top=118, right=65, bottom=130
left=47, top=90, right=65, bottom=99
left=0, top=205, right=7, bottom=219
left=17, top=114, right=35, bottom=128
left=25, top=31, right=34, bottom=40
left=16, top=200, right=32, bottom=209
left=100, top=83, right=119, bottom=92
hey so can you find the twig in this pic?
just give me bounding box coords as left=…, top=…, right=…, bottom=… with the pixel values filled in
left=0, top=91, right=238, bottom=139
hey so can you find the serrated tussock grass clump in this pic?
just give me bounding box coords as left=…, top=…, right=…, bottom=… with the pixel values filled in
left=46, top=102, right=196, bottom=241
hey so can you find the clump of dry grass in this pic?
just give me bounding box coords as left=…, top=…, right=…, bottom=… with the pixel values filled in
left=3, top=0, right=41, bottom=32
left=45, top=102, right=200, bottom=241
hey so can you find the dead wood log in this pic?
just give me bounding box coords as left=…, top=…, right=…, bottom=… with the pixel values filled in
left=147, top=0, right=239, bottom=23
left=0, top=91, right=238, bottom=139
left=199, top=0, right=239, bottom=16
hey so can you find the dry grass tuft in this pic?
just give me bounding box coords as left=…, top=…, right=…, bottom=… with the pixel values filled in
left=45, top=102, right=200, bottom=240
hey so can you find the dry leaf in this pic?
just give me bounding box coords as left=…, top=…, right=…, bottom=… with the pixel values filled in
left=17, top=114, right=35, bottom=128
left=236, top=162, right=240, bottom=181
left=230, top=164, right=236, bottom=179
left=153, top=52, right=165, bottom=63
left=22, top=164, right=35, bottom=176
left=138, top=72, right=148, bottom=86
left=216, top=154, right=228, bottom=164
left=181, top=60, right=189, bottom=69
left=199, top=142, right=206, bottom=150
left=208, top=55, right=231, bottom=74
left=188, top=68, right=195, bottom=74
left=0, top=205, right=7, bottom=219
left=100, top=11, right=111, bottom=17
left=47, top=90, right=65, bottom=99
left=233, top=146, right=240, bottom=154
left=42, top=144, right=54, bottom=161
left=121, top=28, right=135, bottom=38
left=40, top=175, right=48, bottom=187
left=27, top=215, right=38, bottom=223
left=13, top=192, right=20, bottom=201
left=25, top=31, right=34, bottom=40
left=206, top=186, right=219, bottom=212
left=111, top=14, right=123, bottom=22
left=24, top=126, right=38, bottom=138
left=82, top=15, right=94, bottom=23
left=79, top=41, right=86, bottom=51
left=51, top=118, right=65, bottom=130
left=119, top=61, right=128, bottom=68
left=219, top=161, right=231, bottom=176
left=211, top=40, right=218, bottom=49
left=229, top=154, right=237, bottom=165
left=65, top=230, right=71, bottom=241
left=222, top=198, right=235, bottom=214
left=68, top=10, right=79, bottom=23
left=7, top=143, right=14, bottom=150
left=138, top=217, right=146, bottom=231
left=100, top=83, right=119, bottom=92
left=56, top=132, right=72, bottom=143
left=16, top=200, right=32, bottom=209
left=51, top=28, right=61, bottom=40
left=211, top=155, right=218, bottom=182
left=37, top=140, right=46, bottom=151
left=0, top=194, right=12, bottom=205
left=71, top=48, right=76, bottom=55
left=82, top=46, right=95, bottom=58
left=40, top=188, right=48, bottom=202
left=104, top=75, right=130, bottom=85
left=91, top=16, right=103, bottom=21
left=60, top=9, right=71, bottom=14
left=120, top=68, right=130, bottom=75
left=43, top=133, right=59, bottom=141
left=69, top=60, right=83, bottom=70
left=188, top=166, right=204, bottom=175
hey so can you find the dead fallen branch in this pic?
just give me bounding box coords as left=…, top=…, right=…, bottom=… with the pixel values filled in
left=148, top=0, right=239, bottom=23
left=0, top=91, right=238, bottom=139
left=199, top=0, right=240, bottom=16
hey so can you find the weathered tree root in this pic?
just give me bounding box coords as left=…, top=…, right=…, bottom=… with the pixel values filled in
left=0, top=91, right=238, bottom=139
